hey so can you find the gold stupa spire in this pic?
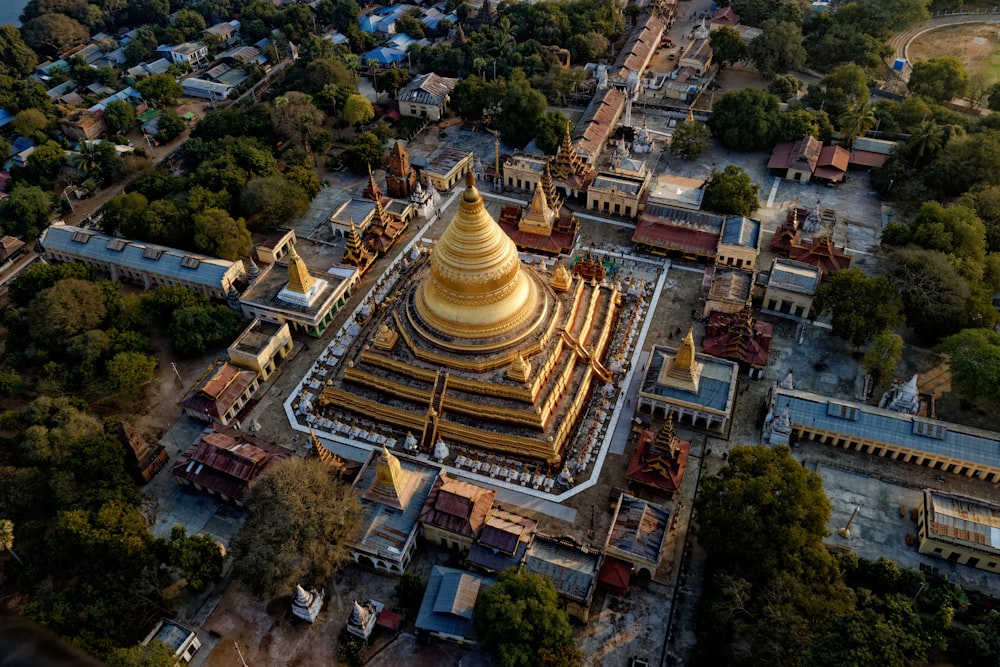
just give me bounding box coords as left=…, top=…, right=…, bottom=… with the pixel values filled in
left=287, top=244, right=316, bottom=294
left=664, top=326, right=702, bottom=391
left=415, top=169, right=539, bottom=339
left=366, top=443, right=413, bottom=509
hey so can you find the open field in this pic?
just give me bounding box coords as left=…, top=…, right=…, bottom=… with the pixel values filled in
left=909, top=23, right=1000, bottom=83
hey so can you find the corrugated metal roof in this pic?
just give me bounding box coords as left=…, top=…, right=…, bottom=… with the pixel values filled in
left=720, top=216, right=761, bottom=249
left=523, top=535, right=599, bottom=602
left=41, top=223, right=240, bottom=291
left=928, top=491, right=1000, bottom=552
left=415, top=566, right=493, bottom=639
left=768, top=258, right=819, bottom=292
left=774, top=387, right=1000, bottom=471
left=399, top=72, right=458, bottom=106
left=608, top=496, right=669, bottom=565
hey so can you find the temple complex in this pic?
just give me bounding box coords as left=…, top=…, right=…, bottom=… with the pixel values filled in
left=701, top=303, right=773, bottom=378
left=317, top=171, right=622, bottom=465
left=497, top=169, right=580, bottom=255
left=626, top=415, right=691, bottom=498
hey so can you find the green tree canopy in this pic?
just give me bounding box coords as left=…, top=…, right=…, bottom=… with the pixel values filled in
left=708, top=87, right=780, bottom=151
left=104, top=99, right=138, bottom=135
left=475, top=568, right=584, bottom=667
left=13, top=108, right=49, bottom=138
left=2, top=183, right=53, bottom=238
left=136, top=74, right=183, bottom=108
left=340, top=92, right=373, bottom=127
left=229, top=457, right=363, bottom=598
left=499, top=69, right=547, bottom=148
left=938, top=328, right=1000, bottom=405
left=193, top=207, right=252, bottom=260
left=343, top=131, right=386, bottom=173
left=167, top=304, right=238, bottom=356
left=695, top=445, right=838, bottom=585
left=669, top=120, right=711, bottom=160
left=27, top=278, right=107, bottom=342
left=20, top=13, right=89, bottom=56
left=104, top=351, right=157, bottom=398
left=106, top=641, right=177, bottom=667
left=533, top=111, right=569, bottom=155
left=909, top=56, right=969, bottom=103
left=813, top=268, right=905, bottom=347
left=862, top=330, right=904, bottom=388
left=709, top=25, right=745, bottom=69
left=905, top=201, right=987, bottom=282
left=747, top=19, right=807, bottom=78
left=805, top=64, right=870, bottom=120
left=702, top=165, right=760, bottom=216
left=0, top=25, right=39, bottom=78
left=239, top=174, right=309, bottom=230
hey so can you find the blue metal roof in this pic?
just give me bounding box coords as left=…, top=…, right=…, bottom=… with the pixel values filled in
left=774, top=387, right=1000, bottom=470
left=0, top=110, right=12, bottom=128
left=641, top=347, right=737, bottom=413
left=362, top=47, right=406, bottom=65
left=415, top=566, right=493, bottom=639
left=720, top=216, right=761, bottom=249
left=41, top=224, right=239, bottom=290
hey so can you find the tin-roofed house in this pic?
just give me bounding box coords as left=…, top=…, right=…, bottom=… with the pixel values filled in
left=170, top=425, right=293, bottom=505
left=466, top=507, right=537, bottom=574
left=415, top=565, right=494, bottom=644
left=605, top=494, right=670, bottom=580
left=180, top=361, right=260, bottom=426
left=762, top=258, right=820, bottom=319
left=419, top=474, right=494, bottom=553
left=918, top=490, right=1000, bottom=573
left=398, top=72, right=458, bottom=122
left=716, top=216, right=761, bottom=270
left=523, top=534, right=600, bottom=621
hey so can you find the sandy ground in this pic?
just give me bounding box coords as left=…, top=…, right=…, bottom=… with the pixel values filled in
left=908, top=23, right=1000, bottom=78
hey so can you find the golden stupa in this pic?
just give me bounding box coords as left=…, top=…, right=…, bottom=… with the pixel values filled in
left=415, top=171, right=540, bottom=341
left=319, top=170, right=621, bottom=464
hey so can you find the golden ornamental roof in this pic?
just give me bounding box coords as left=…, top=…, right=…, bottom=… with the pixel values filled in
left=416, top=171, right=538, bottom=339
left=287, top=244, right=316, bottom=294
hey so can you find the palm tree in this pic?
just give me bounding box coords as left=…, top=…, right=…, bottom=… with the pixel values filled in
left=72, top=140, right=102, bottom=181
left=0, top=519, right=24, bottom=567
left=905, top=120, right=945, bottom=167
left=837, top=101, right=876, bottom=147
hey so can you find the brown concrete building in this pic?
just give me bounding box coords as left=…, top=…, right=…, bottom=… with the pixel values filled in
left=227, top=318, right=293, bottom=380
left=180, top=361, right=260, bottom=427
left=762, top=258, right=820, bottom=320
left=918, top=490, right=1000, bottom=573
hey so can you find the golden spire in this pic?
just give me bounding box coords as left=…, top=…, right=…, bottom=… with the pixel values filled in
left=552, top=261, right=572, bottom=292
left=686, top=108, right=694, bottom=124
left=658, top=326, right=703, bottom=393
left=415, top=167, right=539, bottom=339
left=287, top=244, right=316, bottom=294
left=370, top=443, right=411, bottom=501
left=506, top=352, right=532, bottom=383
left=672, top=327, right=696, bottom=374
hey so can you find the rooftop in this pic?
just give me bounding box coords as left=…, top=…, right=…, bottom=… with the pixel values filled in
left=523, top=535, right=600, bottom=602
left=925, top=490, right=1000, bottom=555
left=641, top=346, right=738, bottom=414
left=607, top=495, right=670, bottom=566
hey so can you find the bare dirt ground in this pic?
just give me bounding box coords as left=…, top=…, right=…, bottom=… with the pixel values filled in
left=908, top=23, right=1000, bottom=76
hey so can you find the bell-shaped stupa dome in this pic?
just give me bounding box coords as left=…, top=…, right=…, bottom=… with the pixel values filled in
left=416, top=171, right=538, bottom=339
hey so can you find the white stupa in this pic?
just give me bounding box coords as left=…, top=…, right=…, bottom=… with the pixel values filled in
left=291, top=584, right=324, bottom=623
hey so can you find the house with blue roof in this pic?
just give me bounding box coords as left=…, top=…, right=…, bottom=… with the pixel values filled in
left=638, top=330, right=739, bottom=433
left=40, top=222, right=245, bottom=300
left=362, top=46, right=407, bottom=67
left=415, top=566, right=493, bottom=643
left=716, top=215, right=762, bottom=270
left=765, top=385, right=1000, bottom=483
left=0, top=110, right=13, bottom=130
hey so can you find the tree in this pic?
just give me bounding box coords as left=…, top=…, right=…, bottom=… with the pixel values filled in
left=813, top=269, right=904, bottom=347
left=106, top=642, right=176, bottom=667
left=193, top=207, right=252, bottom=260
left=104, top=99, right=137, bottom=135
left=747, top=19, right=807, bottom=78
left=703, top=165, right=760, bottom=216
left=0, top=25, right=38, bottom=78
left=533, top=111, right=569, bottom=155
left=271, top=92, right=326, bottom=149
left=20, top=13, right=89, bottom=55
left=168, top=304, right=238, bottom=356
left=862, top=330, right=904, bottom=388
left=124, top=27, right=158, bottom=65
left=27, top=140, right=67, bottom=181
left=451, top=75, right=503, bottom=123
left=904, top=119, right=945, bottom=167
left=343, top=131, right=386, bottom=173
left=229, top=458, right=363, bottom=598
left=806, top=64, right=870, bottom=120
left=475, top=569, right=584, bottom=667
left=376, top=68, right=412, bottom=99
left=710, top=26, right=745, bottom=69
left=768, top=73, right=801, bottom=101
left=775, top=108, right=819, bottom=141
left=938, top=328, right=1000, bottom=405
left=837, top=101, right=876, bottom=146
left=163, top=525, right=223, bottom=592
left=0, top=518, right=24, bottom=566
left=695, top=445, right=838, bottom=585
left=340, top=92, right=373, bottom=127
left=154, top=108, right=186, bottom=143
left=708, top=87, right=780, bottom=150
left=239, top=175, right=309, bottom=229
left=909, top=56, right=969, bottom=103
left=499, top=69, right=547, bottom=148
left=136, top=74, right=183, bottom=108
left=1, top=183, right=53, bottom=238
left=669, top=120, right=711, bottom=160
left=28, top=278, right=107, bottom=341
left=105, top=351, right=157, bottom=397
left=907, top=201, right=987, bottom=282
left=883, top=246, right=994, bottom=344
left=13, top=108, right=48, bottom=138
